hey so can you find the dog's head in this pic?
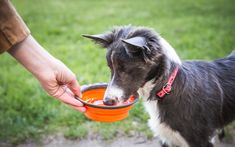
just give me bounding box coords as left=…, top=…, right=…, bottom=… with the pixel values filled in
left=83, top=26, right=166, bottom=105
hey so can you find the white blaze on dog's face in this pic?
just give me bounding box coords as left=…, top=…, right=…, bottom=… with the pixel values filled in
left=103, top=51, right=125, bottom=105
left=82, top=26, right=166, bottom=105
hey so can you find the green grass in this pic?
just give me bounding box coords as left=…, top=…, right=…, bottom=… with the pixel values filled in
left=0, top=0, right=235, bottom=145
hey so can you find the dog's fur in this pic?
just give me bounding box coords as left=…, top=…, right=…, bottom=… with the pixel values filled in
left=83, top=26, right=235, bottom=147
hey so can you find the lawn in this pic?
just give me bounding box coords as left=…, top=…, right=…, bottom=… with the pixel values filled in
left=0, top=0, right=235, bottom=145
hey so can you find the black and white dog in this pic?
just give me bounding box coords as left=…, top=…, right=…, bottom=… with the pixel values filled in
left=83, top=26, right=235, bottom=147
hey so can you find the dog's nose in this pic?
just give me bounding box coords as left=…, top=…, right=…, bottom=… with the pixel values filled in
left=103, top=97, right=118, bottom=106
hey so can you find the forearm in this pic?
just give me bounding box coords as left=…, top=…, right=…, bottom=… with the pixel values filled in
left=7, top=35, right=57, bottom=79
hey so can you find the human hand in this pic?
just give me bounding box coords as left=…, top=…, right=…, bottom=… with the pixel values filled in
left=8, top=35, right=86, bottom=112
left=36, top=59, right=86, bottom=112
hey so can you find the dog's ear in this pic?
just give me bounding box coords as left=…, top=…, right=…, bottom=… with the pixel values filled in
left=82, top=33, right=113, bottom=48
left=122, top=37, right=151, bottom=62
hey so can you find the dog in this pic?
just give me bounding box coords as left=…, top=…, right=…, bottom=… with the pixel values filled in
left=83, top=26, right=235, bottom=147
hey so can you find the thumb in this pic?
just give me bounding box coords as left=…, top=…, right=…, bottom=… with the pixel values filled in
left=68, top=78, right=82, bottom=98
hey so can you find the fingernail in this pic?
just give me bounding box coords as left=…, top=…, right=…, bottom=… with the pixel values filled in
left=80, top=107, right=86, bottom=112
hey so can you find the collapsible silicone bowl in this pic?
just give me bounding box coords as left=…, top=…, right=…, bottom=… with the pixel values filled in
left=76, top=83, right=138, bottom=122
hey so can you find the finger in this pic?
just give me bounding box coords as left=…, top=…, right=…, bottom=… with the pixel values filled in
left=69, top=105, right=86, bottom=112
left=62, top=88, right=86, bottom=112
left=68, top=78, right=82, bottom=97
left=57, top=87, right=83, bottom=107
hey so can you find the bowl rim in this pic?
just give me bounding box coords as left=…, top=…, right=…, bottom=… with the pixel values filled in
left=75, top=83, right=138, bottom=109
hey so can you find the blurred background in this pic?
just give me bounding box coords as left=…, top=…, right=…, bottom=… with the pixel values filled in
left=0, top=0, right=235, bottom=146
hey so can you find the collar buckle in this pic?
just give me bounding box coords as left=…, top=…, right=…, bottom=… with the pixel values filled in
left=162, top=83, right=171, bottom=95
left=156, top=67, right=179, bottom=99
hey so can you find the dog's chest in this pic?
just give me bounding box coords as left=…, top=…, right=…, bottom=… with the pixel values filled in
left=143, top=101, right=189, bottom=147
left=138, top=82, right=189, bottom=147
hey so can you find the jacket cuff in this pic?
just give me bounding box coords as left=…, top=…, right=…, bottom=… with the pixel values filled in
left=0, top=0, right=30, bottom=54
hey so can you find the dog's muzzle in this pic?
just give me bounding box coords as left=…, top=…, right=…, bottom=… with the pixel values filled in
left=103, top=97, right=118, bottom=106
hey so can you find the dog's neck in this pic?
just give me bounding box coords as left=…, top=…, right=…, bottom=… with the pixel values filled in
left=138, top=64, right=179, bottom=101
left=138, top=37, right=181, bottom=101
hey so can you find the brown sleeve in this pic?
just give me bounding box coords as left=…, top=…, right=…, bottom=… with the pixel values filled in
left=0, top=0, right=30, bottom=54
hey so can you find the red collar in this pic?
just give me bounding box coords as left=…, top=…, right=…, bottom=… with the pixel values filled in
left=156, top=67, right=179, bottom=99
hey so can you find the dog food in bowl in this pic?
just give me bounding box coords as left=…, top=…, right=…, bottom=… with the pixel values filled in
left=85, top=97, right=135, bottom=106
left=76, top=83, right=138, bottom=122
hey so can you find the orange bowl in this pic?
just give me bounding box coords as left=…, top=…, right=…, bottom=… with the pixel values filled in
left=76, top=83, right=138, bottom=122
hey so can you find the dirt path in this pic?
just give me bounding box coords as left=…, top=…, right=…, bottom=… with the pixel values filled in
left=17, top=133, right=161, bottom=147
left=17, top=134, right=235, bottom=147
